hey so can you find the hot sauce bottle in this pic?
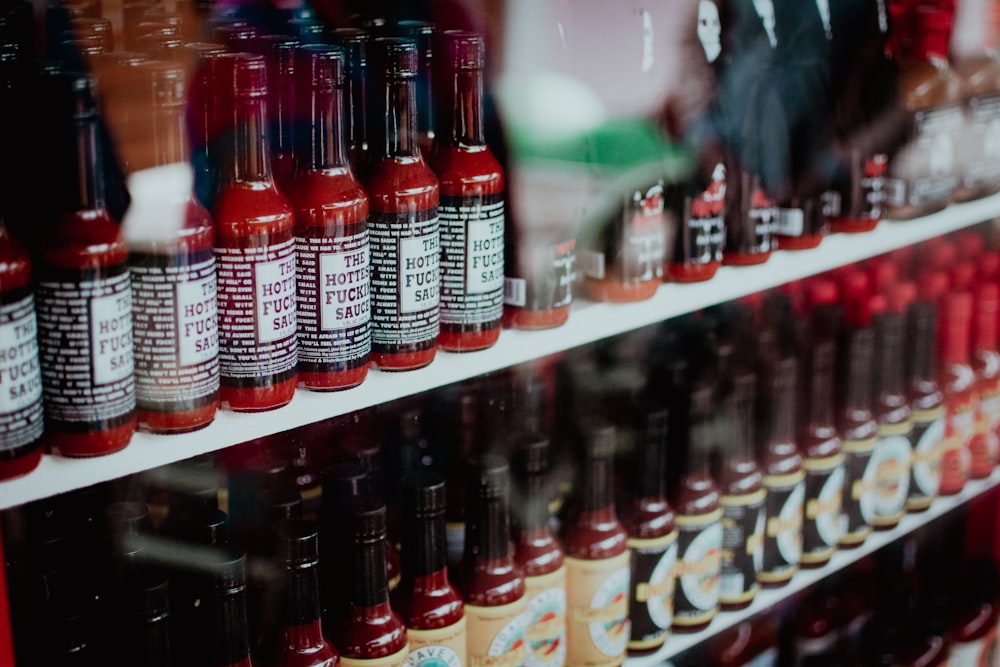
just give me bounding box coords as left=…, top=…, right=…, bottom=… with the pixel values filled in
left=185, top=42, right=227, bottom=214
left=870, top=305, right=913, bottom=530
left=431, top=31, right=504, bottom=351
left=34, top=70, right=137, bottom=456
left=670, top=382, right=722, bottom=633
left=969, top=282, right=1000, bottom=478
left=394, top=471, right=466, bottom=667
left=563, top=421, right=630, bottom=665
left=0, top=218, right=44, bottom=479
left=716, top=371, right=764, bottom=611
left=329, top=28, right=369, bottom=171
left=288, top=44, right=371, bottom=391
left=268, top=519, right=338, bottom=667
left=952, top=23, right=1000, bottom=202
left=939, top=292, right=976, bottom=495
left=511, top=434, right=567, bottom=667
left=837, top=328, right=878, bottom=548
left=209, top=551, right=255, bottom=667
left=213, top=52, right=298, bottom=411
left=905, top=301, right=945, bottom=512
left=123, top=60, right=220, bottom=433
left=798, top=338, right=844, bottom=569
left=334, top=505, right=408, bottom=667
left=950, top=558, right=1000, bottom=667
left=462, top=455, right=528, bottom=667
left=362, top=37, right=440, bottom=370
left=260, top=35, right=299, bottom=195
left=623, top=404, right=676, bottom=653
left=757, top=355, right=805, bottom=588
left=664, top=163, right=726, bottom=283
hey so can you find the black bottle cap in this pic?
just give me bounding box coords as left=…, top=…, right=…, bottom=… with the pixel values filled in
left=403, top=470, right=447, bottom=518
left=512, top=432, right=550, bottom=476
left=105, top=500, right=150, bottom=536
left=372, top=36, right=417, bottom=78
left=441, top=29, right=484, bottom=71
left=211, top=549, right=247, bottom=592
left=351, top=504, right=387, bottom=544
left=176, top=507, right=229, bottom=546
left=274, top=518, right=319, bottom=568
left=130, top=569, right=170, bottom=622
left=475, top=453, right=510, bottom=500
left=257, top=487, right=303, bottom=524
left=298, top=43, right=345, bottom=90
left=582, top=419, right=616, bottom=460
left=65, top=70, right=99, bottom=119
left=908, top=300, right=938, bottom=382
left=330, top=26, right=367, bottom=65
left=321, top=459, right=371, bottom=509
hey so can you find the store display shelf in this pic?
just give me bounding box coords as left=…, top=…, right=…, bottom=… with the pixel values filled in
left=1, top=194, right=998, bottom=510
left=624, top=467, right=1000, bottom=667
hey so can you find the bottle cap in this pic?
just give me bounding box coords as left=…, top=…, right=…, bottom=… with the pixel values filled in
left=66, top=71, right=100, bottom=120
left=975, top=282, right=1000, bottom=315
left=441, top=29, right=484, bottom=71
left=179, top=507, right=229, bottom=546
left=70, top=16, right=113, bottom=50
left=256, top=487, right=303, bottom=524
left=888, top=281, right=917, bottom=315
left=582, top=419, right=616, bottom=460
left=924, top=238, right=957, bottom=270
left=104, top=500, right=150, bottom=536
left=403, top=469, right=446, bottom=517
left=951, top=262, right=977, bottom=292
left=274, top=518, right=319, bottom=568
left=512, top=432, right=550, bottom=475
left=475, top=453, right=510, bottom=499
left=867, top=258, right=898, bottom=294
left=213, top=22, right=258, bottom=52
left=330, top=26, right=368, bottom=66
left=372, top=36, right=418, bottom=78
left=140, top=59, right=186, bottom=109
left=320, top=459, right=371, bottom=509
left=211, top=549, right=247, bottom=592
left=956, top=231, right=985, bottom=259
left=351, top=504, right=387, bottom=543
left=131, top=571, right=170, bottom=622
left=942, top=291, right=973, bottom=321
left=918, top=269, right=950, bottom=302
left=808, top=278, right=839, bottom=308
left=980, top=251, right=1000, bottom=282
left=908, top=300, right=938, bottom=383
left=298, top=43, right=345, bottom=90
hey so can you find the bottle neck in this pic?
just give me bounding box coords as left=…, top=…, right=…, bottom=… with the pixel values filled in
left=941, top=317, right=971, bottom=365
left=303, top=80, right=350, bottom=171
left=807, top=343, right=836, bottom=429
left=468, top=494, right=513, bottom=564
left=635, top=419, right=668, bottom=500
left=146, top=105, right=188, bottom=169
left=974, top=309, right=998, bottom=351
left=135, top=614, right=171, bottom=667
left=403, top=511, right=448, bottom=579
left=442, top=68, right=485, bottom=147
left=909, top=302, right=938, bottom=384
left=845, top=331, right=875, bottom=412
left=522, top=470, right=551, bottom=533
left=350, top=537, right=391, bottom=610
left=226, top=95, right=274, bottom=184
left=73, top=114, right=107, bottom=212
left=877, top=314, right=906, bottom=398
left=282, top=565, right=323, bottom=641
left=377, top=77, right=421, bottom=159
left=212, top=588, right=251, bottom=667
left=581, top=454, right=614, bottom=512
left=769, top=373, right=797, bottom=444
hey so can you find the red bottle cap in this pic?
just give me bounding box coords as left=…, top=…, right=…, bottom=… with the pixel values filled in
left=919, top=269, right=951, bottom=302
left=841, top=270, right=872, bottom=328
left=808, top=278, right=840, bottom=308
left=924, top=238, right=958, bottom=270
left=975, top=282, right=1000, bottom=315
left=867, top=258, right=899, bottom=294
left=779, top=279, right=808, bottom=317
left=889, top=280, right=918, bottom=314
left=956, top=231, right=985, bottom=260
left=213, top=22, right=259, bottom=53
left=979, top=251, right=1000, bottom=282
left=913, top=5, right=953, bottom=60
left=951, top=262, right=978, bottom=292
left=859, top=293, right=889, bottom=328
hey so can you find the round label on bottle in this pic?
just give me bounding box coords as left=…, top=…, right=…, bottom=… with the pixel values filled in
left=760, top=472, right=804, bottom=584
left=565, top=550, right=631, bottom=666
left=909, top=406, right=945, bottom=509
left=871, top=424, right=912, bottom=527
left=720, top=489, right=765, bottom=605
left=627, top=530, right=677, bottom=649
left=950, top=625, right=999, bottom=667
left=840, top=437, right=877, bottom=546
left=406, top=617, right=467, bottom=667
left=523, top=566, right=567, bottom=667
left=801, top=454, right=844, bottom=565
left=466, top=599, right=528, bottom=667
left=0, top=291, right=43, bottom=451
left=342, top=645, right=411, bottom=667
left=439, top=193, right=505, bottom=326
left=673, top=509, right=723, bottom=627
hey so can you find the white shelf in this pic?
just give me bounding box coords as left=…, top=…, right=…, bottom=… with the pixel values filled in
left=1, top=194, right=998, bottom=510
left=625, top=468, right=1000, bottom=667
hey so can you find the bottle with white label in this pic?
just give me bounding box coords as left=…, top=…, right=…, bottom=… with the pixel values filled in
left=212, top=53, right=298, bottom=411
left=122, top=60, right=220, bottom=433
left=0, top=218, right=43, bottom=479
left=35, top=70, right=136, bottom=456
left=361, top=38, right=440, bottom=371
left=905, top=300, right=945, bottom=512
left=287, top=44, right=371, bottom=391
left=970, top=282, right=1000, bottom=478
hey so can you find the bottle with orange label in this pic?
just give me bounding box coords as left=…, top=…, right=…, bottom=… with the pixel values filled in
left=462, top=455, right=528, bottom=667
left=969, top=282, right=1000, bottom=478
left=939, top=292, right=977, bottom=495
left=563, top=420, right=630, bottom=666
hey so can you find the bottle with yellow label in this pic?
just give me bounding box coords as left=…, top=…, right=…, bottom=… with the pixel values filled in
left=563, top=420, right=630, bottom=667
left=905, top=300, right=944, bottom=512
left=462, top=455, right=528, bottom=667
left=512, top=433, right=567, bottom=667
left=837, top=327, right=878, bottom=547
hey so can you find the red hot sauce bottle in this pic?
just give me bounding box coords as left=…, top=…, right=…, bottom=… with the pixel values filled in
left=213, top=53, right=298, bottom=411
left=462, top=455, right=528, bottom=667
left=564, top=421, right=630, bottom=666
left=670, top=383, right=722, bottom=632
left=431, top=31, right=504, bottom=352
left=287, top=44, right=371, bottom=391
left=512, top=434, right=567, bottom=667
left=969, top=282, right=1000, bottom=478
left=334, top=505, right=409, bottom=667
left=939, top=292, right=977, bottom=495
left=124, top=60, right=220, bottom=433
left=0, top=219, right=44, bottom=478
left=837, top=328, right=878, bottom=548
left=757, top=356, right=805, bottom=588
left=624, top=405, right=676, bottom=653
left=394, top=471, right=466, bottom=667
left=905, top=300, right=945, bottom=512
left=362, top=37, right=440, bottom=371
left=35, top=71, right=137, bottom=456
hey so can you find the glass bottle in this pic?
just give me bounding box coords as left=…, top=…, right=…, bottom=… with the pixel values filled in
left=209, top=551, right=255, bottom=667
left=185, top=42, right=227, bottom=213
left=123, top=59, right=220, bottom=433
left=952, top=15, right=1000, bottom=202
left=905, top=300, right=945, bottom=511
left=431, top=30, right=504, bottom=351
left=123, top=572, right=173, bottom=667
left=939, top=292, right=976, bottom=495
left=396, top=19, right=436, bottom=157
left=361, top=37, right=440, bottom=371
left=212, top=52, right=298, bottom=411
left=969, top=282, right=1000, bottom=478
left=837, top=328, right=878, bottom=547
left=329, top=27, right=369, bottom=170
left=34, top=70, right=137, bottom=456
left=287, top=44, right=371, bottom=391
left=260, top=34, right=299, bottom=194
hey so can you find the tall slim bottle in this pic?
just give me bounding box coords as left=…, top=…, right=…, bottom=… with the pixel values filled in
left=288, top=44, right=371, bottom=391
left=35, top=70, right=137, bottom=456
left=209, top=551, right=255, bottom=667
left=837, top=328, right=878, bottom=548
left=213, top=53, right=298, bottom=411
left=905, top=301, right=945, bottom=511
left=431, top=30, right=504, bottom=352
left=969, top=283, right=1000, bottom=478
left=939, top=292, right=976, bottom=495
left=362, top=37, right=440, bottom=371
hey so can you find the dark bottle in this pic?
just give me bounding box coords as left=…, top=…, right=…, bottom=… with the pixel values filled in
left=361, top=37, right=440, bottom=371
left=798, top=339, right=844, bottom=568
left=462, top=455, right=528, bottom=667
left=318, top=459, right=372, bottom=627
left=209, top=551, right=255, bottom=667
left=758, top=356, right=805, bottom=587
left=396, top=20, right=435, bottom=157
left=563, top=421, right=630, bottom=665
left=431, top=30, right=504, bottom=352
left=394, top=471, right=466, bottom=667
left=791, top=585, right=844, bottom=665
left=664, top=164, right=725, bottom=283
left=287, top=44, right=371, bottom=391
left=259, top=35, right=299, bottom=195
left=329, top=27, right=369, bottom=170
left=267, top=519, right=337, bottom=667
left=870, top=308, right=913, bottom=529
left=837, top=327, right=878, bottom=547
left=212, top=53, right=298, bottom=411
left=122, top=573, right=173, bottom=667
left=905, top=301, right=945, bottom=512
left=670, top=382, right=722, bottom=632
left=709, top=613, right=780, bottom=666
left=511, top=433, right=566, bottom=667
left=124, top=59, right=220, bottom=433
left=0, top=218, right=44, bottom=479
left=34, top=70, right=137, bottom=456
left=969, top=282, right=1000, bottom=478
left=334, top=505, right=408, bottom=667
left=185, top=42, right=228, bottom=213
left=950, top=558, right=1000, bottom=665
left=717, top=371, right=765, bottom=611
left=939, top=292, right=976, bottom=495
left=624, top=404, right=676, bottom=653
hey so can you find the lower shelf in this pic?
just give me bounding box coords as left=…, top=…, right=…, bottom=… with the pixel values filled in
left=623, top=467, right=1000, bottom=667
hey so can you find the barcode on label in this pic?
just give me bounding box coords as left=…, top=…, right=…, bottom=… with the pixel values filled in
left=504, top=277, right=526, bottom=307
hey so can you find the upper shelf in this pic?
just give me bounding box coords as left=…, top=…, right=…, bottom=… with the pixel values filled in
left=1, top=193, right=999, bottom=511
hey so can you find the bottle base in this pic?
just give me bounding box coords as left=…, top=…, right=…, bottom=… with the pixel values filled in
left=952, top=185, right=1000, bottom=203
left=885, top=202, right=948, bottom=221
left=672, top=617, right=715, bottom=634
left=138, top=401, right=219, bottom=434
left=584, top=277, right=659, bottom=302
left=371, top=347, right=437, bottom=371
left=666, top=261, right=721, bottom=283
left=724, top=251, right=771, bottom=266
left=0, top=447, right=43, bottom=481
left=828, top=217, right=879, bottom=234
left=627, top=636, right=669, bottom=656
left=775, top=234, right=824, bottom=250
left=720, top=597, right=755, bottom=612
left=48, top=419, right=136, bottom=457
left=299, top=365, right=369, bottom=391
left=439, top=326, right=501, bottom=352
left=939, top=482, right=967, bottom=496
left=502, top=305, right=570, bottom=330
left=222, top=376, right=297, bottom=412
